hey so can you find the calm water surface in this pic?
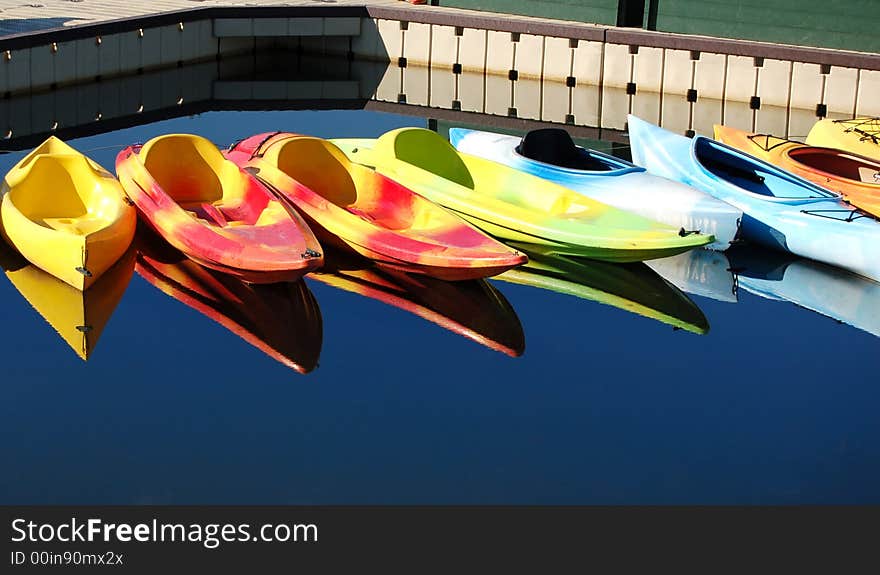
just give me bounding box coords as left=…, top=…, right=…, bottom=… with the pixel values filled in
left=1, top=110, right=878, bottom=504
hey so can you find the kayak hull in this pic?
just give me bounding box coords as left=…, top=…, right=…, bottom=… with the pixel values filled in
left=628, top=114, right=880, bottom=283
left=1, top=136, right=136, bottom=290
left=331, top=129, right=714, bottom=263
left=449, top=128, right=741, bottom=250
left=226, top=133, right=526, bottom=281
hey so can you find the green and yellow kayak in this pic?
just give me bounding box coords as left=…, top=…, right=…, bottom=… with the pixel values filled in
left=494, top=243, right=710, bottom=334
left=331, top=128, right=713, bottom=263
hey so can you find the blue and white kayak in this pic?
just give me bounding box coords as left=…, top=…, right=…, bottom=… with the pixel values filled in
left=727, top=245, right=880, bottom=339
left=449, top=127, right=741, bottom=250
left=627, top=114, right=880, bottom=283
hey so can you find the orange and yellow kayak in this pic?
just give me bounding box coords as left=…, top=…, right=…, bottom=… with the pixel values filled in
left=225, top=133, right=526, bottom=281
left=116, top=134, right=323, bottom=283
left=714, top=125, right=880, bottom=218
left=135, top=229, right=322, bottom=374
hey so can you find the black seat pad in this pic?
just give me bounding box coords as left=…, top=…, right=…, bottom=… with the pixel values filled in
left=516, top=128, right=610, bottom=171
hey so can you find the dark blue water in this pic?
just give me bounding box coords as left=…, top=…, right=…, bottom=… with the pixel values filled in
left=1, top=110, right=878, bottom=504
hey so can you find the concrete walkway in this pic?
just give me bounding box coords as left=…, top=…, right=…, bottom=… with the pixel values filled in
left=0, top=0, right=399, bottom=36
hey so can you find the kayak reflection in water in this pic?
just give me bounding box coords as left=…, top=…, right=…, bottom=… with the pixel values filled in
left=309, top=247, right=525, bottom=357
left=134, top=226, right=323, bottom=374
left=0, top=238, right=135, bottom=361
left=494, top=242, right=710, bottom=335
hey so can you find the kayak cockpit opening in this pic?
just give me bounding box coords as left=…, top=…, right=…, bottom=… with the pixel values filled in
left=694, top=137, right=835, bottom=199
left=274, top=138, right=358, bottom=207
left=141, top=134, right=225, bottom=204
left=8, top=155, right=91, bottom=224
left=787, top=147, right=880, bottom=184
left=386, top=128, right=475, bottom=189
left=515, top=128, right=616, bottom=171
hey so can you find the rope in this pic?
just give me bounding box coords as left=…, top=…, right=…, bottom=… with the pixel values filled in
left=832, top=117, right=880, bottom=144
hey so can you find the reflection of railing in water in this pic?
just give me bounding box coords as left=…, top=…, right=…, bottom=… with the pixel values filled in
left=0, top=52, right=380, bottom=151
left=368, top=63, right=866, bottom=143
left=5, top=49, right=867, bottom=154
left=1, top=4, right=877, bottom=149
left=1, top=50, right=626, bottom=151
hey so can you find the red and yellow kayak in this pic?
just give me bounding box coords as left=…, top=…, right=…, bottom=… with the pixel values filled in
left=116, top=134, right=323, bottom=283
left=225, top=132, right=526, bottom=281
left=714, top=125, right=880, bottom=218
left=135, top=229, right=322, bottom=374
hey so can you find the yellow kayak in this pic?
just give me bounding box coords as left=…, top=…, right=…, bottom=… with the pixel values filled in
left=1, top=136, right=136, bottom=290
left=806, top=118, right=880, bottom=162
left=1, top=239, right=135, bottom=360
left=331, top=128, right=713, bottom=263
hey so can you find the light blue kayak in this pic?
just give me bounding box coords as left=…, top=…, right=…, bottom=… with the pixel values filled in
left=449, top=127, right=741, bottom=250
left=727, top=245, right=880, bottom=338
left=627, top=114, right=880, bottom=283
